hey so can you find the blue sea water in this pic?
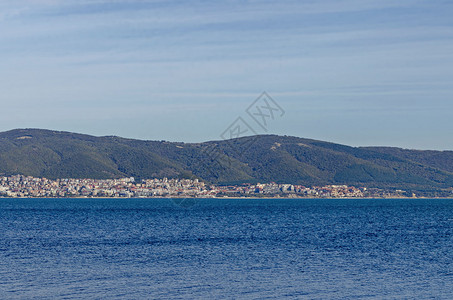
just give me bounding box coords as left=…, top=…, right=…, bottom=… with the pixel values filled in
left=0, top=198, right=452, bottom=299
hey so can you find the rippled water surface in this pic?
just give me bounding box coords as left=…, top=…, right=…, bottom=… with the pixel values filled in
left=0, top=198, right=452, bottom=299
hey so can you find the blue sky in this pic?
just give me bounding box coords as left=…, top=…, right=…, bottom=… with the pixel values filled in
left=0, top=0, right=452, bottom=149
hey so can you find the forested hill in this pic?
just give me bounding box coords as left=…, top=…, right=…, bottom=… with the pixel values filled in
left=0, top=129, right=452, bottom=190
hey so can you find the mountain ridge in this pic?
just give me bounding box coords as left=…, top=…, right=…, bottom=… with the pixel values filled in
left=0, top=128, right=452, bottom=191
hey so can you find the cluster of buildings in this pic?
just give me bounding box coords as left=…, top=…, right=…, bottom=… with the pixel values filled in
left=0, top=175, right=206, bottom=198
left=215, top=183, right=367, bottom=197
left=0, top=175, right=417, bottom=198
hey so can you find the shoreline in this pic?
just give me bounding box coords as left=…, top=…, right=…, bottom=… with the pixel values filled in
left=1, top=196, right=452, bottom=200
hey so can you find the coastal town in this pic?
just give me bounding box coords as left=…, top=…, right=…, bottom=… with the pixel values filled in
left=0, top=174, right=444, bottom=198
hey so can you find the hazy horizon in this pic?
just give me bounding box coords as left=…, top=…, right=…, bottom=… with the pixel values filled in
left=1, top=1, right=452, bottom=150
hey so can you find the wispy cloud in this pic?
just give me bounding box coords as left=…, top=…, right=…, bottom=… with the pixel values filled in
left=0, top=0, right=452, bottom=148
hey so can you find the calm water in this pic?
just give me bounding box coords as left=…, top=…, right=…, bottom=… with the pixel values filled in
left=0, top=198, right=452, bottom=299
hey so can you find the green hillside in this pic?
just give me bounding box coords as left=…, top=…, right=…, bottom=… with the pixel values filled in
left=0, top=129, right=452, bottom=190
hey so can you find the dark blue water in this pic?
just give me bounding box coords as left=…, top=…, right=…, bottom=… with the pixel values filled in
left=0, top=198, right=452, bottom=299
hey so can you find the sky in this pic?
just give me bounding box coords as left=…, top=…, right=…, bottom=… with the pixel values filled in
left=0, top=0, right=452, bottom=149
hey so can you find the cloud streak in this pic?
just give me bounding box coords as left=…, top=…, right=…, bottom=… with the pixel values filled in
left=0, top=0, right=452, bottom=149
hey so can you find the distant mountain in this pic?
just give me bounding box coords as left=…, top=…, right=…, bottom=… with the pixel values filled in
left=0, top=129, right=452, bottom=191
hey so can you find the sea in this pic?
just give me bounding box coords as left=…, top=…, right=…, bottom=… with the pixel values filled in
left=0, top=198, right=452, bottom=299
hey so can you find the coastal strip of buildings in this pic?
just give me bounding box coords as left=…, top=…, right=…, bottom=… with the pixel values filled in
left=0, top=175, right=450, bottom=198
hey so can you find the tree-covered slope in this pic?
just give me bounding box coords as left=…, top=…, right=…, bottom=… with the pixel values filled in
left=361, top=146, right=453, bottom=173
left=0, top=129, right=452, bottom=190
